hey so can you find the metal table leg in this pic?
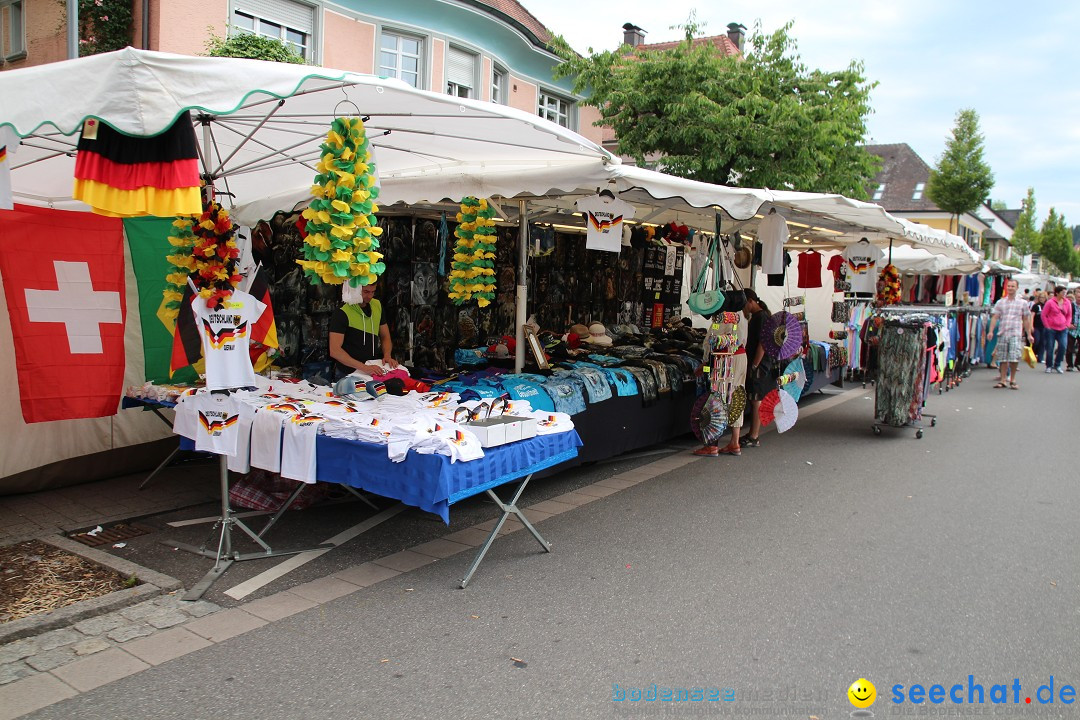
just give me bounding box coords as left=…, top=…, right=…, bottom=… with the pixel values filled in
left=165, top=455, right=331, bottom=600
left=460, top=473, right=550, bottom=589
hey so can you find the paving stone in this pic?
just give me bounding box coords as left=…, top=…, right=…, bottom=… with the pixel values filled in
left=73, top=613, right=127, bottom=637
left=179, top=600, right=221, bottom=618
left=594, top=477, right=636, bottom=490
left=122, top=627, right=211, bottom=666
left=549, top=491, right=597, bottom=507
left=572, top=484, right=619, bottom=498
left=411, top=538, right=473, bottom=559
left=527, top=499, right=577, bottom=515
left=184, top=608, right=266, bottom=643
left=0, top=639, right=38, bottom=665
left=441, top=527, right=491, bottom=547
left=25, top=647, right=77, bottom=672
left=145, top=610, right=189, bottom=630
left=71, top=637, right=111, bottom=657
left=0, top=661, right=35, bottom=686
left=51, top=647, right=149, bottom=693
left=242, top=592, right=317, bottom=622
left=153, top=594, right=186, bottom=610
left=288, top=577, right=359, bottom=604
left=332, top=562, right=401, bottom=588
left=372, top=550, right=437, bottom=573
left=120, top=601, right=163, bottom=622
left=0, top=672, right=78, bottom=720
left=107, top=623, right=155, bottom=643
left=35, top=628, right=82, bottom=652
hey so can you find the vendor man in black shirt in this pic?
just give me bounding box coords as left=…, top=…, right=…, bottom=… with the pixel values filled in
left=328, top=282, right=398, bottom=377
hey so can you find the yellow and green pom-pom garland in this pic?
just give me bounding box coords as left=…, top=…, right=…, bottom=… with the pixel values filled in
left=448, top=197, right=497, bottom=307
left=297, top=117, right=384, bottom=286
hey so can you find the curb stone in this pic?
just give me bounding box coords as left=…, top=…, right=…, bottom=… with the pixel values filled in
left=0, top=535, right=182, bottom=645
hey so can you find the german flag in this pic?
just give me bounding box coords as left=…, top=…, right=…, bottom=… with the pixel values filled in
left=243, top=264, right=278, bottom=372
left=73, top=114, right=201, bottom=218
left=169, top=283, right=202, bottom=377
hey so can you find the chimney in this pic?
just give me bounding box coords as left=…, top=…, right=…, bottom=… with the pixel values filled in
left=726, top=22, right=746, bottom=52
left=622, top=23, right=646, bottom=48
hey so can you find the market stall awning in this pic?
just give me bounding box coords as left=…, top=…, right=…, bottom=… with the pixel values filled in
left=887, top=244, right=982, bottom=275
left=0, top=48, right=613, bottom=213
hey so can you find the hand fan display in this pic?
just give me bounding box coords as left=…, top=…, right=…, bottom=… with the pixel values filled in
left=760, top=311, right=804, bottom=360
left=758, top=388, right=799, bottom=433
left=690, top=392, right=728, bottom=445
left=780, top=358, right=805, bottom=403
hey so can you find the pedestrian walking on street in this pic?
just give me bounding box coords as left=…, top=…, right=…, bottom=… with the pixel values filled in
left=1040, top=286, right=1071, bottom=373
left=740, top=289, right=771, bottom=447
left=1066, top=287, right=1080, bottom=371
left=986, top=278, right=1033, bottom=389
left=1030, top=290, right=1046, bottom=358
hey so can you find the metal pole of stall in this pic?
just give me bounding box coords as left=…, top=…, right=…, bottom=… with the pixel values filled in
left=515, top=199, right=528, bottom=373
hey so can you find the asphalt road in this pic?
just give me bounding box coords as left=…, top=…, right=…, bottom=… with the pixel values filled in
left=26, top=368, right=1080, bottom=719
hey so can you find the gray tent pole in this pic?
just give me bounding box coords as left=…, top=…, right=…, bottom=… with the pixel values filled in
left=515, top=199, right=528, bottom=373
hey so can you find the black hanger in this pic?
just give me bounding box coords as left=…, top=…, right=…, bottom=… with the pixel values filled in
left=857, top=237, right=869, bottom=244
left=598, top=187, right=616, bottom=200
left=768, top=208, right=777, bottom=215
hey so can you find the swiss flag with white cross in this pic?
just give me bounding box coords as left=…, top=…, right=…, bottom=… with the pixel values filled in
left=0, top=204, right=127, bottom=423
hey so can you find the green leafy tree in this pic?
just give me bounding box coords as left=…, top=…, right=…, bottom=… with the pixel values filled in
left=1009, top=187, right=1041, bottom=257
left=926, top=108, right=995, bottom=234
left=204, top=31, right=306, bottom=64
left=66, top=0, right=133, bottom=56
left=1038, top=208, right=1074, bottom=276
left=552, top=20, right=880, bottom=196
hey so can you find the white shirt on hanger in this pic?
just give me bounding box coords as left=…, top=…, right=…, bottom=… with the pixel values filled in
left=577, top=194, right=635, bottom=253
left=758, top=211, right=790, bottom=274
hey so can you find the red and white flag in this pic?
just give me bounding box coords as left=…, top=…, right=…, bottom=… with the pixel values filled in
left=0, top=205, right=126, bottom=423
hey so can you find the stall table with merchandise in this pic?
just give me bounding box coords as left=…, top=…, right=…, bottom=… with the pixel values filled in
left=127, top=393, right=581, bottom=591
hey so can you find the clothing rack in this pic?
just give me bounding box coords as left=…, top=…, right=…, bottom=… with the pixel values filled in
left=870, top=310, right=940, bottom=438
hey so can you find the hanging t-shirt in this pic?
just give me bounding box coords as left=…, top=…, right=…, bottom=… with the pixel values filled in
left=797, top=250, right=823, bottom=289
left=827, top=255, right=844, bottom=283
left=757, top=211, right=790, bottom=274
left=192, top=289, right=266, bottom=390
left=192, top=393, right=244, bottom=456
left=576, top=194, right=635, bottom=253
left=842, top=242, right=884, bottom=295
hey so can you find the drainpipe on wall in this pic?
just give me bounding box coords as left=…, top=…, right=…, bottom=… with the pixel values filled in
left=67, top=0, right=79, bottom=59
left=142, top=0, right=150, bottom=49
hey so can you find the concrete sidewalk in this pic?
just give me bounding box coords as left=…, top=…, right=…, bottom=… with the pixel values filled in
left=0, top=456, right=220, bottom=546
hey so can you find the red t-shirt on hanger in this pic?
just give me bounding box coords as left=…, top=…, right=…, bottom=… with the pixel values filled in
left=797, top=250, right=823, bottom=288
left=827, top=254, right=844, bottom=282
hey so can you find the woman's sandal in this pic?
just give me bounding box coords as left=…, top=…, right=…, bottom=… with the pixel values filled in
left=718, top=447, right=742, bottom=456
left=741, top=436, right=761, bottom=448
left=993, top=382, right=1007, bottom=388
left=1009, top=382, right=1019, bottom=390
left=693, top=446, right=719, bottom=456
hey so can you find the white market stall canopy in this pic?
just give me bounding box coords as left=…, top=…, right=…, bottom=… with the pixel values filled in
left=236, top=161, right=983, bottom=265
left=1, top=48, right=612, bottom=212
left=888, top=244, right=982, bottom=275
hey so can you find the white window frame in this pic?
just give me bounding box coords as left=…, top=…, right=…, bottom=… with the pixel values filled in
left=380, top=29, right=425, bottom=89
left=230, top=4, right=312, bottom=61
left=491, top=65, right=508, bottom=105
left=538, top=89, right=574, bottom=129
left=2, top=0, right=26, bottom=61
left=872, top=183, right=885, bottom=201
left=912, top=182, right=925, bottom=201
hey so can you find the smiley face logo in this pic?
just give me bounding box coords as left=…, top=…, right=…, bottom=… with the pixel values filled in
left=848, top=678, right=876, bottom=709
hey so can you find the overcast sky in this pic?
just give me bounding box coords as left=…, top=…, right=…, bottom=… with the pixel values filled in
left=530, top=0, right=1080, bottom=225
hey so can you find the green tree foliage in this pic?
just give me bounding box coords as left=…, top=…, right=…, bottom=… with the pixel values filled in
left=552, top=20, right=880, bottom=197
left=1038, top=208, right=1076, bottom=276
left=75, top=0, right=133, bottom=56
left=926, top=108, right=995, bottom=232
left=204, top=32, right=306, bottom=64
left=1010, top=187, right=1041, bottom=257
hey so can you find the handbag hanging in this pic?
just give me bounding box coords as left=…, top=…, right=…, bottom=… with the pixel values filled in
left=717, top=236, right=747, bottom=313
left=687, top=237, right=725, bottom=317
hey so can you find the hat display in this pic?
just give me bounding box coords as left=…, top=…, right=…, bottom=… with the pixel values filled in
left=569, top=323, right=591, bottom=339
left=733, top=246, right=753, bottom=269
left=587, top=322, right=612, bottom=346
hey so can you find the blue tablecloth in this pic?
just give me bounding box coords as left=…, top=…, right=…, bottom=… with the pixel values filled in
left=316, top=431, right=582, bottom=524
